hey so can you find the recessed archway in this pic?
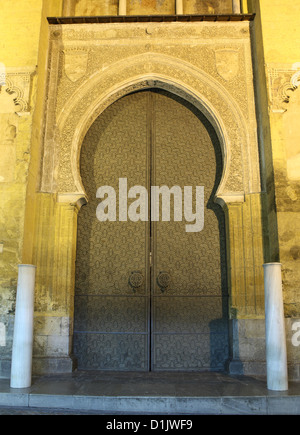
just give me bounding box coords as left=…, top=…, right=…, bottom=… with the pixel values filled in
left=34, top=44, right=265, bottom=374
left=73, top=87, right=229, bottom=371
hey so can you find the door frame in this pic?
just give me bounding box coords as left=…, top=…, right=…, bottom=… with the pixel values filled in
left=32, top=32, right=265, bottom=373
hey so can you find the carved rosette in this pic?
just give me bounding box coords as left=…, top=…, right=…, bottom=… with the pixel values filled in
left=129, top=271, right=144, bottom=291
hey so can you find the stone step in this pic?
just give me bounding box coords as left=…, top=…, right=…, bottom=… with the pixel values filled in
left=0, top=372, right=299, bottom=415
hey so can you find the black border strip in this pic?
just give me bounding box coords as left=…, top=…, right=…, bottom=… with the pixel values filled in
left=47, top=14, right=255, bottom=25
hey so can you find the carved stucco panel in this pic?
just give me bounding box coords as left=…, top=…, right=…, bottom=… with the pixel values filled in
left=54, top=25, right=252, bottom=121
left=267, top=63, right=300, bottom=113
left=0, top=67, right=34, bottom=115
left=41, top=22, right=261, bottom=207
left=58, top=62, right=245, bottom=197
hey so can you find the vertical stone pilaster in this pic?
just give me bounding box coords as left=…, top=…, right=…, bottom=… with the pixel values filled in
left=31, top=193, right=79, bottom=374
left=225, top=193, right=265, bottom=319
left=225, top=193, right=267, bottom=375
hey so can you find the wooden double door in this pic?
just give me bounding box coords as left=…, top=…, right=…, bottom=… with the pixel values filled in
left=73, top=89, right=229, bottom=371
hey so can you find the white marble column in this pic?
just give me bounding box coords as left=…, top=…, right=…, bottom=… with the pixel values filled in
left=232, top=0, right=241, bottom=14
left=119, top=0, right=127, bottom=15
left=10, top=265, right=36, bottom=389
left=176, top=0, right=183, bottom=15
left=263, top=263, right=288, bottom=391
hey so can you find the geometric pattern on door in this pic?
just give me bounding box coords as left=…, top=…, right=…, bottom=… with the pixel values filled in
left=73, top=90, right=229, bottom=371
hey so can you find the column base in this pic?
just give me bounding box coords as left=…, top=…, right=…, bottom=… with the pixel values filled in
left=227, top=359, right=266, bottom=376
left=288, top=363, right=300, bottom=381
left=0, top=359, right=12, bottom=379
left=228, top=318, right=267, bottom=377
left=32, top=356, right=75, bottom=375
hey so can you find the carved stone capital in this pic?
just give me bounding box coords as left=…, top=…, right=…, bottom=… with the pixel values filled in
left=57, top=192, right=88, bottom=210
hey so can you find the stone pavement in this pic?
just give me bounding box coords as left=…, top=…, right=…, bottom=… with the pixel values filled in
left=0, top=371, right=300, bottom=415
left=0, top=406, right=102, bottom=415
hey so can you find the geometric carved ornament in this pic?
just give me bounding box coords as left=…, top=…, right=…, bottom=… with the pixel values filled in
left=268, top=63, right=300, bottom=113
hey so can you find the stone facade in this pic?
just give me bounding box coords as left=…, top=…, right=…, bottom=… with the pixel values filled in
left=0, top=0, right=299, bottom=380
left=64, top=0, right=233, bottom=16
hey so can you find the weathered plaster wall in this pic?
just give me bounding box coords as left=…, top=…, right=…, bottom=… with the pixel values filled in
left=250, top=0, right=300, bottom=316
left=0, top=0, right=41, bottom=378
left=248, top=0, right=300, bottom=378
left=0, top=0, right=64, bottom=378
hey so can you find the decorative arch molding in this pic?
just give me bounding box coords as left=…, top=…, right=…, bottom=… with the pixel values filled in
left=41, top=51, right=261, bottom=208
